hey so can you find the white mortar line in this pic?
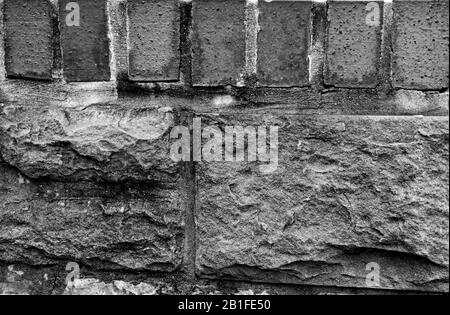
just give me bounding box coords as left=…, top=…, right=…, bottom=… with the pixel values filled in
left=107, top=0, right=117, bottom=82
left=243, top=0, right=259, bottom=87
left=49, top=0, right=65, bottom=82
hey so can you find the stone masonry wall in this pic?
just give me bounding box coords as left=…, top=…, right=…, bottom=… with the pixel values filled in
left=0, top=0, right=448, bottom=295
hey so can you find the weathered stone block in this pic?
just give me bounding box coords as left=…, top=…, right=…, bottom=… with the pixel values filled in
left=3, top=0, right=54, bottom=80
left=196, top=113, right=449, bottom=292
left=0, top=104, right=177, bottom=182
left=393, top=0, right=449, bottom=90
left=325, top=0, right=383, bottom=88
left=0, top=101, right=183, bottom=271
left=127, top=0, right=180, bottom=81
left=192, top=0, right=246, bottom=86
left=0, top=160, right=184, bottom=271
left=59, top=0, right=110, bottom=81
left=257, top=0, right=311, bottom=87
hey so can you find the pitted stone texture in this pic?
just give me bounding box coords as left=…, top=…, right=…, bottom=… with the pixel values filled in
left=393, top=0, right=449, bottom=90
left=257, top=0, right=311, bottom=87
left=59, top=0, right=110, bottom=81
left=3, top=0, right=53, bottom=80
left=0, top=105, right=177, bottom=182
left=2, top=265, right=401, bottom=295
left=192, top=0, right=246, bottom=86
left=128, top=0, right=180, bottom=81
left=325, top=1, right=383, bottom=88
left=197, top=114, right=449, bottom=292
left=0, top=161, right=184, bottom=271
left=64, top=279, right=158, bottom=295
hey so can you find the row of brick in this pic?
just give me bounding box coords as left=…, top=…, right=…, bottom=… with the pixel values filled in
left=2, top=0, right=449, bottom=89
left=3, top=0, right=110, bottom=82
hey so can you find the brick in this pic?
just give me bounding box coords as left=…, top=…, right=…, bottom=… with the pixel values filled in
left=257, top=0, right=311, bottom=87
left=192, top=0, right=246, bottom=86
left=127, top=0, right=180, bottom=81
left=325, top=0, right=383, bottom=88
left=393, top=0, right=449, bottom=90
left=3, top=0, right=54, bottom=80
left=59, top=0, right=110, bottom=81
left=196, top=113, right=449, bottom=292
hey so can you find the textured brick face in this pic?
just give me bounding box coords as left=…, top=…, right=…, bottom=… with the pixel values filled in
left=393, top=0, right=449, bottom=90
left=59, top=0, right=110, bottom=82
left=325, top=0, right=383, bottom=88
left=3, top=0, right=53, bottom=80
left=257, top=0, right=311, bottom=87
left=192, top=0, right=246, bottom=86
left=128, top=0, right=180, bottom=81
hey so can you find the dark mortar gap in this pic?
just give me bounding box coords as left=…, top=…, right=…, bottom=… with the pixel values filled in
left=394, top=87, right=449, bottom=94
left=321, top=0, right=330, bottom=90
left=180, top=0, right=193, bottom=88
left=51, top=0, right=63, bottom=82
left=199, top=265, right=447, bottom=295
left=209, top=277, right=445, bottom=296
left=175, top=110, right=198, bottom=280
left=4, top=76, right=53, bottom=83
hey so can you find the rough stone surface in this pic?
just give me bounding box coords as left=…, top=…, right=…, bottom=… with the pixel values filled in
left=0, top=104, right=177, bottom=182
left=63, top=279, right=158, bottom=295
left=392, top=0, right=449, bottom=90
left=1, top=262, right=423, bottom=295
left=0, top=80, right=118, bottom=108
left=3, top=0, right=53, bottom=80
left=128, top=0, right=180, bottom=81
left=257, top=0, right=311, bottom=87
left=197, top=114, right=449, bottom=292
left=192, top=0, right=246, bottom=86
left=325, top=0, right=383, bottom=88
left=0, top=0, right=449, bottom=296
left=59, top=0, right=110, bottom=81
left=0, top=150, right=183, bottom=271
left=394, top=90, right=449, bottom=115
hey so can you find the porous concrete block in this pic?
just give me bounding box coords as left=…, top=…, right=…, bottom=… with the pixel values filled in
left=3, top=0, right=54, bottom=80
left=325, top=0, right=383, bottom=88
left=59, top=0, right=110, bottom=81
left=257, top=0, right=311, bottom=87
left=392, top=0, right=449, bottom=90
left=127, top=0, right=180, bottom=81
left=192, top=0, right=246, bottom=86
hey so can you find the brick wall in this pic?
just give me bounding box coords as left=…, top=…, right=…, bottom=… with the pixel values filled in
left=0, top=0, right=448, bottom=295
